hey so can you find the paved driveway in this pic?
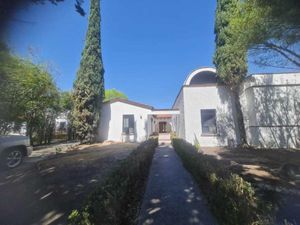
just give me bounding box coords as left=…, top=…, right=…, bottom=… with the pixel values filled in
left=0, top=143, right=137, bottom=225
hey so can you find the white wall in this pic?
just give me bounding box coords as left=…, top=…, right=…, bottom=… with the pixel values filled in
left=183, top=85, right=239, bottom=147
left=173, top=89, right=185, bottom=139
left=98, top=102, right=152, bottom=142
left=241, top=73, right=300, bottom=149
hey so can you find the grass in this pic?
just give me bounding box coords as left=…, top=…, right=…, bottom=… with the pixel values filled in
left=172, top=138, right=272, bottom=225
left=68, top=138, right=158, bottom=225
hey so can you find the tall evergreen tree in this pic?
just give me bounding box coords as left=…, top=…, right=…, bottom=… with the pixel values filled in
left=214, top=0, right=248, bottom=146
left=72, top=0, right=104, bottom=144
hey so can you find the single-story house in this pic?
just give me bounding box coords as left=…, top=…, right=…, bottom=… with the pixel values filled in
left=98, top=67, right=300, bottom=149
left=98, top=98, right=179, bottom=143
left=55, top=112, right=69, bottom=133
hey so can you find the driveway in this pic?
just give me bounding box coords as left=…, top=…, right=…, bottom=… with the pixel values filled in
left=0, top=142, right=137, bottom=225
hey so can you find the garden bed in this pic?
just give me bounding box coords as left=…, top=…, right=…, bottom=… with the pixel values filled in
left=172, top=138, right=271, bottom=225
left=68, top=138, right=158, bottom=225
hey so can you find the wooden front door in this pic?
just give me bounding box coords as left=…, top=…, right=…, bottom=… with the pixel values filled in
left=159, top=122, right=167, bottom=133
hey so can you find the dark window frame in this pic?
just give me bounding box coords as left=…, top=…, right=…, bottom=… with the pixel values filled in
left=123, top=114, right=135, bottom=134
left=200, top=109, right=217, bottom=135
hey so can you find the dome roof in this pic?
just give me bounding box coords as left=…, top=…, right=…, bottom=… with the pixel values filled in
left=184, top=67, right=217, bottom=86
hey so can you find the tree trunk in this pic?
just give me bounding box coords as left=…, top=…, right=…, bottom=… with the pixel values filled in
left=28, top=126, right=33, bottom=146
left=232, top=87, right=247, bottom=147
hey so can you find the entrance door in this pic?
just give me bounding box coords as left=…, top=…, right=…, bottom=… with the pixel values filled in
left=159, top=122, right=167, bottom=133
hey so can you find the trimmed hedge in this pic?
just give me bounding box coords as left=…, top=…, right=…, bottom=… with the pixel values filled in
left=68, top=138, right=158, bottom=225
left=172, top=138, right=271, bottom=225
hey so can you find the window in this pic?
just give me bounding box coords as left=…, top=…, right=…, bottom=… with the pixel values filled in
left=123, top=115, right=134, bottom=134
left=201, top=109, right=217, bottom=135
left=59, top=122, right=66, bottom=130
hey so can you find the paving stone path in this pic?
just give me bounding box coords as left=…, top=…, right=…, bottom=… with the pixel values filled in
left=138, top=145, right=217, bottom=225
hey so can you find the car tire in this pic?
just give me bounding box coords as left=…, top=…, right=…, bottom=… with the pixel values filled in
left=3, top=148, right=24, bottom=168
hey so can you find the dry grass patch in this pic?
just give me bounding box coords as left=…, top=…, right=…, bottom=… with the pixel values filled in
left=202, top=147, right=300, bottom=189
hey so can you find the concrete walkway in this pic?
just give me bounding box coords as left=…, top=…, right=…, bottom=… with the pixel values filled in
left=138, top=145, right=217, bottom=225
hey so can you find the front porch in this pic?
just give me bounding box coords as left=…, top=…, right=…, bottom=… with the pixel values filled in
left=147, top=109, right=179, bottom=144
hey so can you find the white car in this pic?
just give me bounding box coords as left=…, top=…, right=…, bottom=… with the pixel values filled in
left=0, top=135, right=33, bottom=168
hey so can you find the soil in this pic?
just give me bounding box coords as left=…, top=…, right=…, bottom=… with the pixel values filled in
left=0, top=142, right=137, bottom=225
left=202, top=147, right=300, bottom=224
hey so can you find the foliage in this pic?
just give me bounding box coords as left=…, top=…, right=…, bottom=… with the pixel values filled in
left=214, top=0, right=248, bottom=146
left=214, top=0, right=248, bottom=87
left=172, top=138, right=272, bottom=225
left=68, top=138, right=158, bottom=225
left=0, top=43, right=23, bottom=132
left=0, top=43, right=59, bottom=145
left=58, top=91, right=77, bottom=140
left=72, top=0, right=105, bottom=144
left=230, top=0, right=300, bottom=68
left=104, top=88, right=128, bottom=102
left=193, top=134, right=201, bottom=152
left=59, top=91, right=73, bottom=111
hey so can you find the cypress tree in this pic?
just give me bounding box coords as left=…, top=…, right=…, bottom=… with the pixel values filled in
left=214, top=0, right=248, bottom=146
left=72, top=0, right=104, bottom=144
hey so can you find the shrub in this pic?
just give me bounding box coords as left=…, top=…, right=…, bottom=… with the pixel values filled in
left=68, top=138, right=158, bottom=225
left=172, top=138, right=271, bottom=225
left=193, top=134, right=201, bottom=152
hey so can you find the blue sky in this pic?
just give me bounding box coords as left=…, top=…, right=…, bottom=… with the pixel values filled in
left=4, top=0, right=296, bottom=108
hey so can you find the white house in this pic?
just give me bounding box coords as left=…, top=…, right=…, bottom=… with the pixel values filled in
left=173, top=67, right=240, bottom=147
left=55, top=112, right=69, bottom=133
left=98, top=99, right=179, bottom=143
left=98, top=67, right=300, bottom=149
left=240, top=72, right=300, bottom=149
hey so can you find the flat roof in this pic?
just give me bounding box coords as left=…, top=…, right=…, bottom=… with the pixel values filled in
left=150, top=109, right=180, bottom=115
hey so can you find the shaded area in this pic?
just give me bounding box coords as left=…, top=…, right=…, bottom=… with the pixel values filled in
left=202, top=147, right=300, bottom=224
left=0, top=143, right=137, bottom=225
left=243, top=75, right=300, bottom=149
left=189, top=71, right=217, bottom=85
left=138, top=145, right=217, bottom=225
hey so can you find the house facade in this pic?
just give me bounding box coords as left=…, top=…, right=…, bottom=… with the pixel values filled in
left=240, top=73, right=300, bottom=149
left=98, top=99, right=179, bottom=143
left=98, top=67, right=300, bottom=149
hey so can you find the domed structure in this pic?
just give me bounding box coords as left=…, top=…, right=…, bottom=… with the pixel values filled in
left=184, top=67, right=217, bottom=86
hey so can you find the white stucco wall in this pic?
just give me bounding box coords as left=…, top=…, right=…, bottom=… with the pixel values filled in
left=183, top=85, right=239, bottom=147
left=97, top=70, right=300, bottom=149
left=173, top=89, right=185, bottom=139
left=98, top=101, right=152, bottom=142
left=241, top=73, right=300, bottom=149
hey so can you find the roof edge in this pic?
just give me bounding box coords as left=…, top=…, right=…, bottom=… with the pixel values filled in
left=104, top=98, right=154, bottom=110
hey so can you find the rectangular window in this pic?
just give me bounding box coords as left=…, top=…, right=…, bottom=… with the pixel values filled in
left=123, top=115, right=134, bottom=134
left=201, top=109, right=217, bottom=135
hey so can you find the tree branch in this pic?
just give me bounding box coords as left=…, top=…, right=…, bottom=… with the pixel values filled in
left=259, top=43, right=300, bottom=67
left=265, top=42, right=300, bottom=59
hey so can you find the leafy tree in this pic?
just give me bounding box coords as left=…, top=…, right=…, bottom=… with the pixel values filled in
left=230, top=0, right=300, bottom=68
left=0, top=44, right=24, bottom=134
left=104, top=89, right=128, bottom=102
left=214, top=0, right=248, bottom=146
left=72, top=0, right=104, bottom=144
left=0, top=43, right=59, bottom=145
left=58, top=91, right=77, bottom=140
left=59, top=91, right=73, bottom=111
